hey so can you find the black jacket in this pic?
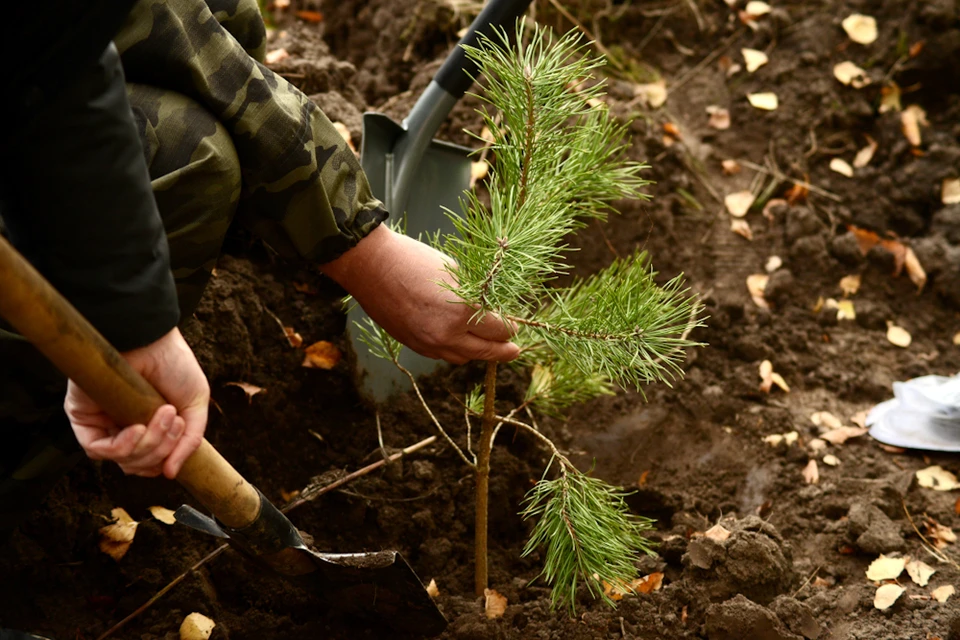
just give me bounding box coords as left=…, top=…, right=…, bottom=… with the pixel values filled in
left=0, top=1, right=180, bottom=352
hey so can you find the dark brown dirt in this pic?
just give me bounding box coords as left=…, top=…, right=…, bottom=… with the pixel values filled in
left=3, top=1, right=960, bottom=639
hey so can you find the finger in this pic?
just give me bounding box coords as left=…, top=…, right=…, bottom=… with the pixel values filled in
left=444, top=335, right=521, bottom=364
left=86, top=424, right=148, bottom=462
left=163, top=403, right=207, bottom=480
left=118, top=462, right=164, bottom=478
left=130, top=407, right=181, bottom=470
left=467, top=311, right=518, bottom=342
left=129, top=406, right=176, bottom=460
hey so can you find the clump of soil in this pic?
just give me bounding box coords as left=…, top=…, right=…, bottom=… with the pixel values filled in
left=3, top=1, right=960, bottom=639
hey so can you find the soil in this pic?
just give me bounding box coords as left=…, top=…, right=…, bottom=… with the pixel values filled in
left=3, top=1, right=960, bottom=639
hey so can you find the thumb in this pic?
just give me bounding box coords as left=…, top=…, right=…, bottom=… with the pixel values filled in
left=454, top=335, right=521, bottom=363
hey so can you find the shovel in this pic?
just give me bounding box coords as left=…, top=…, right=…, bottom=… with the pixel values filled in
left=353, top=0, right=532, bottom=402
left=0, top=234, right=447, bottom=636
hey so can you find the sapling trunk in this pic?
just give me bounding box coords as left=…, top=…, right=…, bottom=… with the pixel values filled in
left=474, top=360, right=498, bottom=595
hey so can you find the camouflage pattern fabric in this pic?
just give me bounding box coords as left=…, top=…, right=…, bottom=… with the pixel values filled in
left=1, top=0, right=388, bottom=535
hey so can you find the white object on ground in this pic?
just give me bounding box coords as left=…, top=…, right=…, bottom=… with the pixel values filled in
left=867, top=374, right=960, bottom=451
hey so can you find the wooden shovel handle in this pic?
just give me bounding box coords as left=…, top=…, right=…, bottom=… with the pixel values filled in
left=0, top=235, right=261, bottom=529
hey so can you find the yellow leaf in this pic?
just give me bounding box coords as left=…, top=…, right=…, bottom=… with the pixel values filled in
left=722, top=159, right=742, bottom=175
left=833, top=61, right=871, bottom=88
left=633, top=80, right=667, bottom=108
left=942, top=178, right=960, bottom=205
left=759, top=359, right=789, bottom=393
left=802, top=459, right=819, bottom=484
left=901, top=105, right=927, bottom=147
left=886, top=322, right=912, bottom=348
left=839, top=274, right=861, bottom=296
left=906, top=560, right=936, bottom=587
left=932, top=585, right=956, bottom=603
left=180, top=612, right=216, bottom=640
left=148, top=506, right=177, bottom=525
left=470, top=161, right=489, bottom=188
left=302, top=341, right=342, bottom=369
left=842, top=14, right=878, bottom=45
left=853, top=136, right=878, bottom=168
left=880, top=82, right=902, bottom=113
left=484, top=588, right=508, bottom=619
left=99, top=508, right=138, bottom=561
left=725, top=190, right=755, bottom=217
left=633, top=572, right=664, bottom=594
left=829, top=158, right=854, bottom=178
left=224, top=381, right=265, bottom=404
left=916, top=466, right=960, bottom=491
left=954, top=332, right=960, bottom=346
left=820, top=426, right=868, bottom=445
left=866, top=555, right=906, bottom=581
left=765, top=255, right=783, bottom=273
left=822, top=454, right=840, bottom=466
left=426, top=578, right=440, bottom=598
left=811, top=411, right=843, bottom=429
left=283, top=326, right=303, bottom=348
left=264, top=48, right=290, bottom=65
left=730, top=218, right=753, bottom=240
left=874, top=584, right=904, bottom=610
left=741, top=48, right=768, bottom=73
left=744, top=1, right=771, bottom=16
left=904, top=247, right=927, bottom=291
left=747, top=92, right=778, bottom=111
left=837, top=300, right=856, bottom=321
left=747, top=274, right=770, bottom=309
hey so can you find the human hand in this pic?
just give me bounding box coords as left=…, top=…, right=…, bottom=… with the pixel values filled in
left=65, top=327, right=209, bottom=479
left=322, top=225, right=520, bottom=364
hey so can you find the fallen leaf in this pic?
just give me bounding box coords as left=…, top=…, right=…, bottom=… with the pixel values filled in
left=99, top=508, right=139, bottom=561
left=808, top=438, right=827, bottom=452
left=886, top=322, right=912, bottom=348
left=148, top=506, right=177, bottom=525
left=706, top=105, right=731, bottom=130
left=942, top=178, right=960, bottom=205
left=302, top=341, right=342, bottom=369
left=829, top=158, right=854, bottom=178
left=759, top=359, right=790, bottom=393
left=954, top=332, right=960, bottom=346
left=725, top=190, right=755, bottom=217
left=932, top=585, right=956, bottom=603
left=704, top=524, right=732, bottom=542
left=294, top=9, right=323, bottom=22
left=638, top=470, right=651, bottom=486
left=634, top=80, right=667, bottom=108
left=731, top=218, right=753, bottom=240
left=880, top=82, right=903, bottom=113
left=904, top=247, right=927, bottom=291
left=820, top=426, right=869, bottom=445
left=916, top=465, right=960, bottom=491
left=224, top=381, right=265, bottom=404
left=926, top=518, right=957, bottom=549
left=879, top=443, right=906, bottom=454
left=663, top=122, right=682, bottom=138
left=273, top=0, right=290, bottom=8
left=744, top=1, right=771, bottom=16
left=901, top=105, right=927, bottom=147
left=283, top=326, right=303, bottom=348
left=853, top=136, right=878, bottom=168
left=802, top=459, right=819, bottom=484
left=484, top=588, right=508, bottom=619
left=765, top=255, right=783, bottom=272
left=763, top=198, right=788, bottom=220
left=279, top=488, right=300, bottom=502
left=332, top=122, right=357, bottom=155
left=867, top=555, right=907, bottom=581
left=264, top=48, right=290, bottom=65
left=850, top=410, right=868, bottom=428
left=293, top=282, right=318, bottom=295
left=833, top=61, right=871, bottom=88
left=426, top=579, right=440, bottom=598
left=633, top=572, right=664, bottom=594
left=811, top=411, right=844, bottom=430
left=837, top=300, right=856, bottom=321
left=470, top=160, right=489, bottom=187
left=839, top=274, right=862, bottom=296
left=907, top=560, right=937, bottom=586
left=956, top=495, right=960, bottom=514
left=747, top=92, right=778, bottom=110
left=909, top=40, right=925, bottom=57
left=842, top=14, right=878, bottom=45
left=180, top=613, right=216, bottom=640
left=747, top=274, right=770, bottom=309
left=763, top=431, right=799, bottom=447
left=741, top=48, right=768, bottom=73
left=785, top=181, right=809, bottom=205
left=874, top=584, right=905, bottom=610
left=823, top=454, right=840, bottom=466
left=722, top=159, right=742, bottom=175
left=813, top=576, right=832, bottom=588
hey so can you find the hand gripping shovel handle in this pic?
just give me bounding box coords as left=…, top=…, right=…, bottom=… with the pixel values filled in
left=0, top=234, right=261, bottom=530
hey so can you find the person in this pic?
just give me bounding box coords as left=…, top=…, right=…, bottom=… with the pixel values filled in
left=0, top=0, right=518, bottom=535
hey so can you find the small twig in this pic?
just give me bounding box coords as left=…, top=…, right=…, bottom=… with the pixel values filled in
left=736, top=159, right=842, bottom=202
left=545, top=0, right=625, bottom=71
left=595, top=219, right=621, bottom=259
left=901, top=499, right=960, bottom=568
left=793, top=564, right=822, bottom=597
left=494, top=414, right=566, bottom=460
left=683, top=0, right=705, bottom=32
left=670, top=28, right=744, bottom=95
left=375, top=411, right=390, bottom=462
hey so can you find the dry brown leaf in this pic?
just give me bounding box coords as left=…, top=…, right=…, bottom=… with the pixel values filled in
left=722, top=159, right=742, bottom=175
left=180, top=613, right=216, bottom=640
left=942, top=178, right=960, bottom=205
left=954, top=332, right=960, bottom=346
left=833, top=61, right=871, bottom=88
left=747, top=92, right=778, bottom=111
left=726, top=190, right=755, bottom=217
left=634, top=80, right=667, bottom=108
left=901, top=105, right=927, bottom=147
left=811, top=411, right=844, bottom=430
left=283, top=326, right=303, bottom=348
left=802, top=459, right=820, bottom=484
left=704, top=524, right=732, bottom=542
left=706, top=105, right=731, bottom=130
left=820, top=426, right=869, bottom=445
left=880, top=82, right=903, bottom=113
left=926, top=519, right=957, bottom=549
left=279, top=488, right=300, bottom=502
left=99, top=508, right=138, bottom=561
left=747, top=274, right=770, bottom=309
left=763, top=198, right=788, bottom=221
left=839, top=274, right=862, bottom=296
left=907, top=559, right=937, bottom=586
left=808, top=438, right=827, bottom=452
left=302, top=341, right=342, bottom=369
left=850, top=410, right=869, bottom=428
left=874, top=584, right=905, bottom=610
left=867, top=555, right=907, bottom=581
left=663, top=122, right=682, bottom=139
left=916, top=466, right=960, bottom=491
left=932, top=585, right=956, bottom=603
left=264, top=48, right=290, bottom=65
left=634, top=572, right=664, bottom=594
left=785, top=181, right=809, bottom=205
left=822, top=454, right=840, bottom=466
left=759, top=360, right=790, bottom=393
left=470, top=160, right=489, bottom=188
left=904, top=247, right=927, bottom=291
left=148, top=506, right=177, bottom=525
left=886, top=322, right=912, bottom=348
left=731, top=218, right=753, bottom=240
left=853, top=136, right=878, bottom=168
left=224, top=381, right=265, bottom=404
left=484, top=588, right=508, bottom=619
left=829, top=158, right=854, bottom=178
left=426, top=579, right=440, bottom=598
left=294, top=9, right=323, bottom=22
left=765, top=255, right=783, bottom=272
left=842, top=14, right=878, bottom=45
left=744, top=1, right=771, bottom=16
left=763, top=431, right=799, bottom=447
left=741, top=48, right=768, bottom=73
left=837, top=300, right=856, bottom=321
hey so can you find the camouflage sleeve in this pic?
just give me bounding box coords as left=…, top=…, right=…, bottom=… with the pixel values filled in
left=115, top=0, right=387, bottom=263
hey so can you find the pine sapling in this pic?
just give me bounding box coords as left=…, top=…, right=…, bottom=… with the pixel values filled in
left=358, top=22, right=703, bottom=612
